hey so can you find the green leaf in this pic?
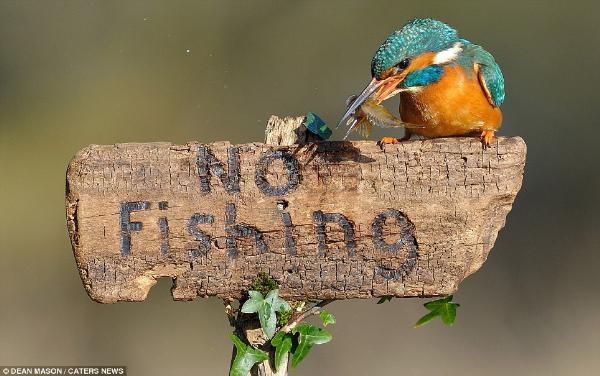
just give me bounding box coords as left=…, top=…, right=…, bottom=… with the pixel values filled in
left=265, top=289, right=291, bottom=313
left=258, top=302, right=276, bottom=338
left=264, top=290, right=290, bottom=338
left=248, top=290, right=264, bottom=300
left=439, top=301, right=459, bottom=325
left=377, top=296, right=393, bottom=304
left=242, top=289, right=291, bottom=339
left=291, top=324, right=332, bottom=368
left=414, top=310, right=439, bottom=328
left=415, top=295, right=460, bottom=328
left=319, top=310, right=336, bottom=326
left=229, top=334, right=269, bottom=376
left=271, top=332, right=293, bottom=372
left=423, top=295, right=452, bottom=310
left=241, top=291, right=264, bottom=313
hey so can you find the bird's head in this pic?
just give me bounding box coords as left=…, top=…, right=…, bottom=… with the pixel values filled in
left=338, top=18, right=461, bottom=128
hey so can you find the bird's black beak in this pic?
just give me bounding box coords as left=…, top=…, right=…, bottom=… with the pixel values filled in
left=335, top=77, right=382, bottom=130
left=336, top=74, right=407, bottom=133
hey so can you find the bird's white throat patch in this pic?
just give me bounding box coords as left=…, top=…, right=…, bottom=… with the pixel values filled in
left=433, top=42, right=463, bottom=65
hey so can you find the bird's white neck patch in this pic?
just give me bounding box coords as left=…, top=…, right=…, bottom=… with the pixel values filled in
left=433, top=42, right=463, bottom=65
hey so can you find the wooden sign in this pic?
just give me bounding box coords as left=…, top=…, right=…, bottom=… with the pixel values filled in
left=65, top=118, right=526, bottom=303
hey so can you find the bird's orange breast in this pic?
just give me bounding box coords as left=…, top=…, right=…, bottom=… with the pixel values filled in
left=400, top=64, right=502, bottom=138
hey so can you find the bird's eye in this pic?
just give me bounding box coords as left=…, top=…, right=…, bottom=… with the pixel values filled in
left=396, top=58, right=410, bottom=70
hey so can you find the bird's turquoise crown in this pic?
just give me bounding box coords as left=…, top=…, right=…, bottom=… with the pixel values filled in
left=371, top=18, right=458, bottom=79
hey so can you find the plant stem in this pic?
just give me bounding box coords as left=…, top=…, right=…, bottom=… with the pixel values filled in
left=279, top=299, right=334, bottom=334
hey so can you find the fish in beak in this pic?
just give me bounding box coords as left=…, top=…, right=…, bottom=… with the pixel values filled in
left=336, top=72, right=408, bottom=137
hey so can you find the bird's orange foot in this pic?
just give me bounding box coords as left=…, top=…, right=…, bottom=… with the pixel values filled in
left=480, top=130, right=495, bottom=149
left=377, top=137, right=402, bottom=149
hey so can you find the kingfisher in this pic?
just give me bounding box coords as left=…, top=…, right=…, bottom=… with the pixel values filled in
left=337, top=18, right=505, bottom=148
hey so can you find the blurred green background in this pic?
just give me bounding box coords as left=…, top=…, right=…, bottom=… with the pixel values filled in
left=1, top=1, right=599, bottom=375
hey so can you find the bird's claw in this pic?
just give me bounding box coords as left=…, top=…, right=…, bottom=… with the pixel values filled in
left=480, top=130, right=494, bottom=150
left=377, top=137, right=402, bottom=149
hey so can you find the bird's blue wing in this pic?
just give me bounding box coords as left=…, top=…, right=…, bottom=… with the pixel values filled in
left=459, top=40, right=505, bottom=106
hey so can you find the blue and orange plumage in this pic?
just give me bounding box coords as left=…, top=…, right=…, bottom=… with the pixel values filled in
left=337, top=18, right=505, bottom=147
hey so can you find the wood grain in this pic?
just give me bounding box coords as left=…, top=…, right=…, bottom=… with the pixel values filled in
left=65, top=123, right=526, bottom=303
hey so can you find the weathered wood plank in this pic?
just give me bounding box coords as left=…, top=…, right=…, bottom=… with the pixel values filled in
left=65, top=132, right=526, bottom=303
